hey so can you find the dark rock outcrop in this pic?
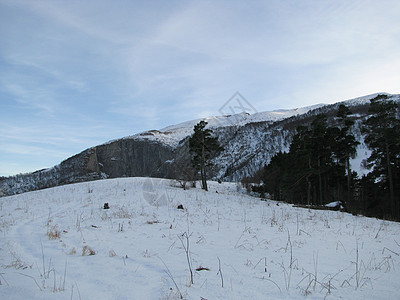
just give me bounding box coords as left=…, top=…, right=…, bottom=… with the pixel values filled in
left=95, top=139, right=174, bottom=178
left=0, top=138, right=174, bottom=197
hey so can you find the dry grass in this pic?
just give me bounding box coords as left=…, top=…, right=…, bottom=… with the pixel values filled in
left=82, top=245, right=96, bottom=256
left=47, top=225, right=61, bottom=240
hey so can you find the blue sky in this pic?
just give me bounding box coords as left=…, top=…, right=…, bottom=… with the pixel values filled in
left=1, top=0, right=400, bottom=176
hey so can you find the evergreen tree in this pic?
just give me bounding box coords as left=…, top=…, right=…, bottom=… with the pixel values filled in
left=310, top=114, right=331, bottom=205
left=362, top=95, right=400, bottom=218
left=263, top=152, right=290, bottom=201
left=333, top=104, right=360, bottom=208
left=189, top=121, right=223, bottom=191
left=288, top=125, right=313, bottom=204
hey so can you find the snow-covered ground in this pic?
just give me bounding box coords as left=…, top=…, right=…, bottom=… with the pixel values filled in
left=1, top=178, right=399, bottom=299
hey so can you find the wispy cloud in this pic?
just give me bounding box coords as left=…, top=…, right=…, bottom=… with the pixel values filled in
left=1, top=0, right=400, bottom=175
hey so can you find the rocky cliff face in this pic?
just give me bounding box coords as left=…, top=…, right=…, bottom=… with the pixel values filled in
left=0, top=139, right=174, bottom=197
left=0, top=148, right=100, bottom=196
left=95, top=139, right=174, bottom=178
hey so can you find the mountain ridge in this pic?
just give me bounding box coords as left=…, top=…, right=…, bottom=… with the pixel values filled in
left=1, top=92, right=399, bottom=197
left=104, top=92, right=392, bottom=148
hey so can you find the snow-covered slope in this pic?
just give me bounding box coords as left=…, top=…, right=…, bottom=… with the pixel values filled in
left=129, top=104, right=326, bottom=147
left=119, top=92, right=398, bottom=148
left=1, top=178, right=399, bottom=299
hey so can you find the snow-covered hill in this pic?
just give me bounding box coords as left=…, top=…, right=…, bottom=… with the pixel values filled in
left=1, top=178, right=399, bottom=299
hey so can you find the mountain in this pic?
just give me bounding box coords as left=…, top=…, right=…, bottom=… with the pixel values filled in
left=1, top=92, right=399, bottom=197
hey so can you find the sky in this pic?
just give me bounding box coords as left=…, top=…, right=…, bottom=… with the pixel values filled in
left=1, top=0, right=400, bottom=177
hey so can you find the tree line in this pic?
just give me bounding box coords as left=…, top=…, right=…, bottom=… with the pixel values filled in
left=253, top=95, right=400, bottom=220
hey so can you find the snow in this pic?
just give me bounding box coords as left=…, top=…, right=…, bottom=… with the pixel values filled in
left=114, top=104, right=326, bottom=148
left=1, top=178, right=400, bottom=299
left=350, top=138, right=373, bottom=177
left=325, top=201, right=342, bottom=208
left=339, top=92, right=400, bottom=107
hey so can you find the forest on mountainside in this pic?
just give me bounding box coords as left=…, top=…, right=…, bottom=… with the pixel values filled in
left=251, top=95, right=400, bottom=221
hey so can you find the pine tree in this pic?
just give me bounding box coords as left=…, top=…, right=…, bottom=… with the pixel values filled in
left=363, top=95, right=400, bottom=218
left=289, top=125, right=313, bottom=205
left=333, top=104, right=360, bottom=208
left=310, top=114, right=330, bottom=205
left=189, top=121, right=223, bottom=191
left=263, top=151, right=291, bottom=202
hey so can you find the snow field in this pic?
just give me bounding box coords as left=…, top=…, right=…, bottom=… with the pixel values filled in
left=1, top=178, right=399, bottom=299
